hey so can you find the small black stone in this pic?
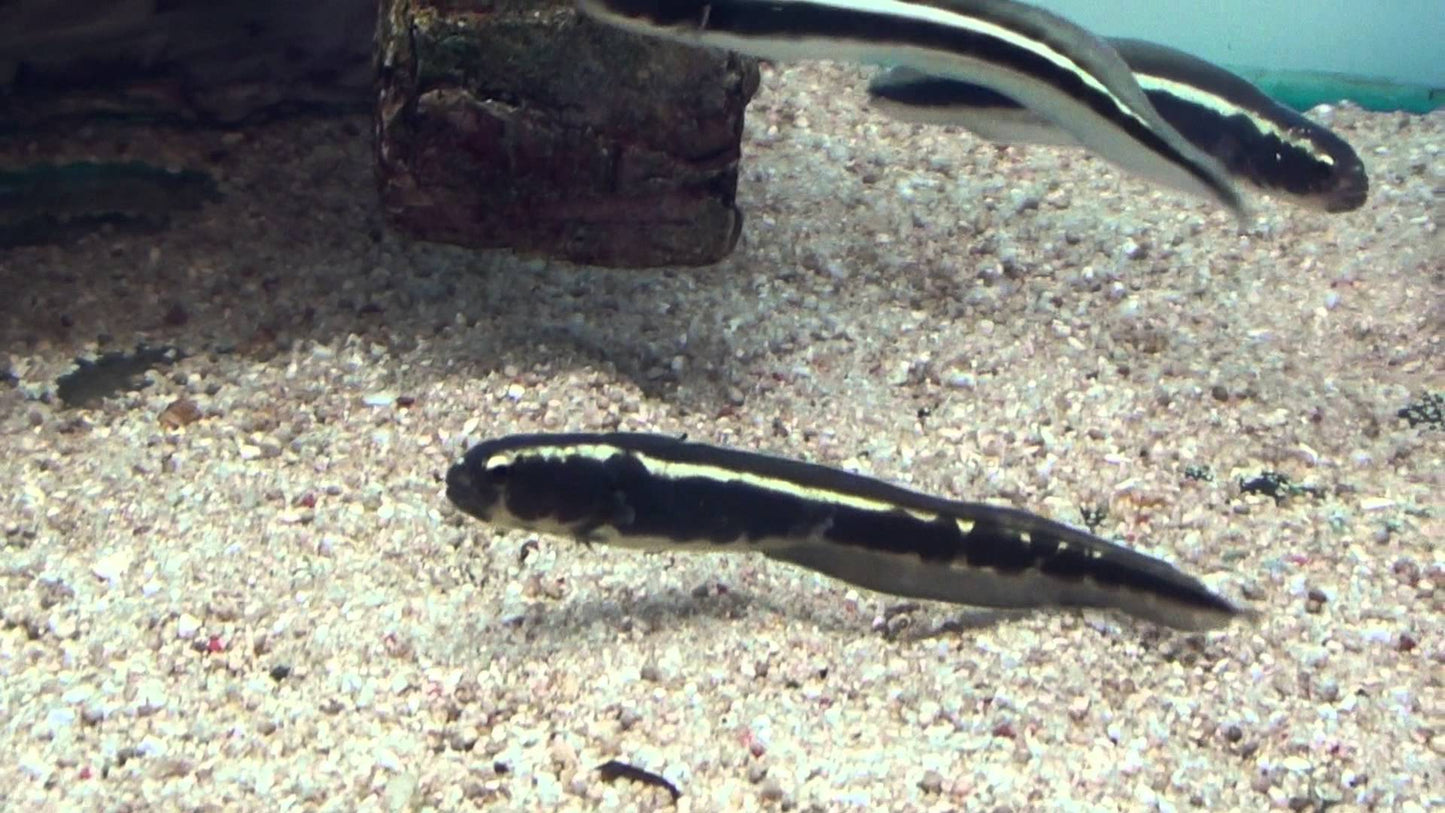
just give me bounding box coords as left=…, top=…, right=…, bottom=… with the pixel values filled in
left=1239, top=471, right=1292, bottom=503
left=1397, top=392, right=1443, bottom=431
left=1183, top=465, right=1214, bottom=482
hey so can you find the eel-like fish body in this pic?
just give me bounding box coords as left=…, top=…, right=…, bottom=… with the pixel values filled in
left=868, top=38, right=1369, bottom=212
left=447, top=432, right=1254, bottom=631
left=577, top=0, right=1248, bottom=221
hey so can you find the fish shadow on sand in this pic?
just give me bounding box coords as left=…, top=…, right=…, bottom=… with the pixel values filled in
left=485, top=580, right=1028, bottom=648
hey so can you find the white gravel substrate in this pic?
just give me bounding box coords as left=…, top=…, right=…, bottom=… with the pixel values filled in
left=1, top=62, right=1441, bottom=811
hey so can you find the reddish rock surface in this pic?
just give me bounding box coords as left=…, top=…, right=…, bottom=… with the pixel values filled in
left=375, top=0, right=760, bottom=267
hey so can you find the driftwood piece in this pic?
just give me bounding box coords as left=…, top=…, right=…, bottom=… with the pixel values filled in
left=375, top=0, right=760, bottom=268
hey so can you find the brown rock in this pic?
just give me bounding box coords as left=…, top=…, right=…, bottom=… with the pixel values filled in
left=375, top=0, right=759, bottom=267
left=158, top=398, right=203, bottom=429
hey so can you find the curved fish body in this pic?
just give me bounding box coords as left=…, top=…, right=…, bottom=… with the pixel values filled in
left=870, top=38, right=1369, bottom=212
left=577, top=0, right=1247, bottom=221
left=447, top=432, right=1254, bottom=632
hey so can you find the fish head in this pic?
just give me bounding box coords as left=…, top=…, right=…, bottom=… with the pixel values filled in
left=446, top=454, right=506, bottom=523
left=1241, top=121, right=1369, bottom=213
left=1316, top=148, right=1369, bottom=212
left=448, top=435, right=635, bottom=538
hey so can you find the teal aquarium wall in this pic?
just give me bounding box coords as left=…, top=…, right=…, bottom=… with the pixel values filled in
left=1032, top=0, right=1445, bottom=113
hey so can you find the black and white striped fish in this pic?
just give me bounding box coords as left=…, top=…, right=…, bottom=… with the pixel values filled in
left=577, top=0, right=1248, bottom=220
left=447, top=432, right=1255, bottom=631
left=868, top=38, right=1369, bottom=212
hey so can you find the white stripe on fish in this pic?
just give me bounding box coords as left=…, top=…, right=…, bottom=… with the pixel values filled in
left=869, top=38, right=1368, bottom=212
left=578, top=0, right=1248, bottom=221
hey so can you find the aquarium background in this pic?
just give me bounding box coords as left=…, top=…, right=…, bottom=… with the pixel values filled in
left=1033, top=0, right=1445, bottom=112
left=0, top=2, right=1439, bottom=810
